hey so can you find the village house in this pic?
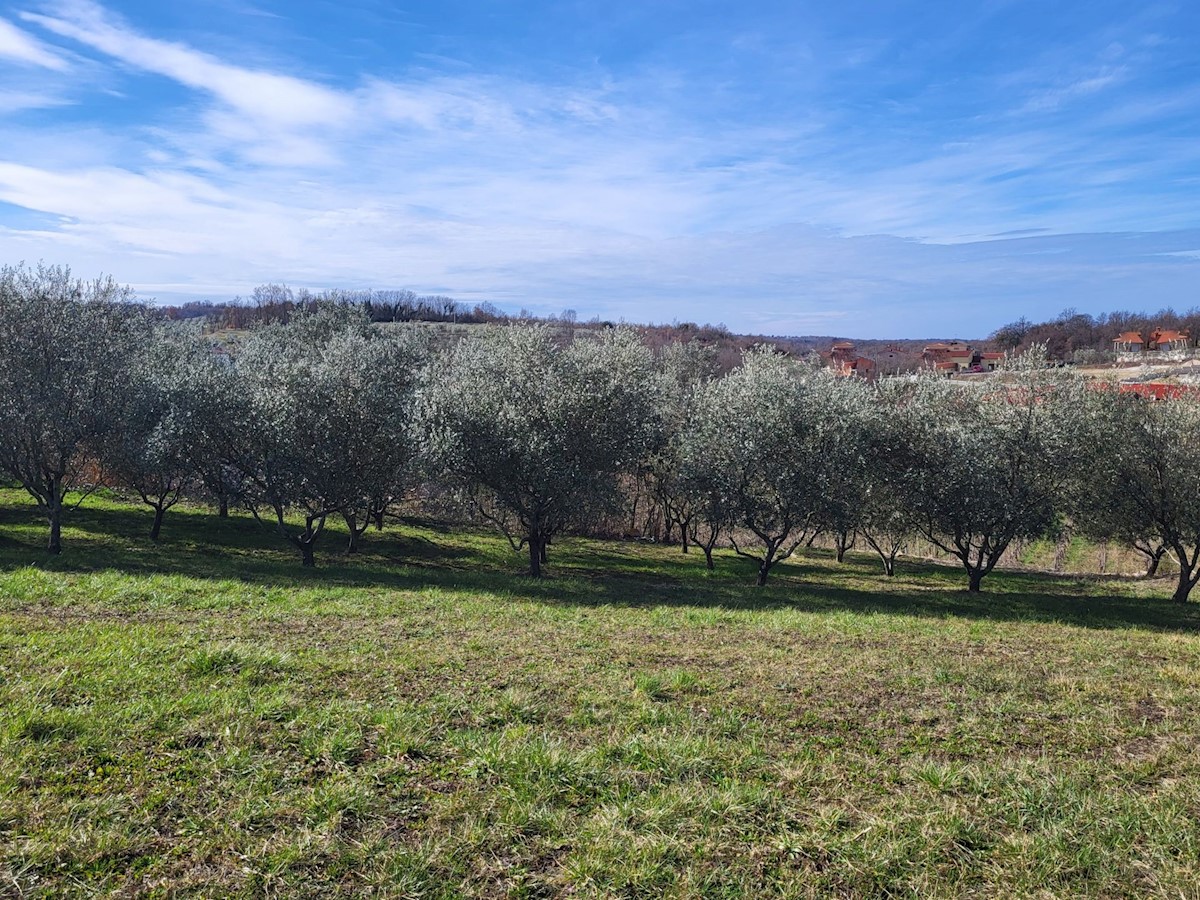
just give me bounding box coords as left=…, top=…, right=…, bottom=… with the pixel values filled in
left=922, top=341, right=974, bottom=372
left=1112, top=331, right=1145, bottom=352
left=1112, top=328, right=1192, bottom=353
left=1149, top=328, right=1190, bottom=351
left=821, top=341, right=878, bottom=379
left=979, top=351, right=1005, bottom=371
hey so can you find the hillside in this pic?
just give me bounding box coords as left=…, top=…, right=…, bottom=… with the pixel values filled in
left=3, top=490, right=1199, bottom=897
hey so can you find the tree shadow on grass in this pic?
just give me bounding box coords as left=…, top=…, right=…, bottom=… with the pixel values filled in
left=2, top=498, right=1199, bottom=635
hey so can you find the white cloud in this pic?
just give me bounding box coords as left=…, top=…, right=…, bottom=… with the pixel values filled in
left=2, top=1, right=1199, bottom=336
left=0, top=16, right=67, bottom=69
left=22, top=1, right=349, bottom=127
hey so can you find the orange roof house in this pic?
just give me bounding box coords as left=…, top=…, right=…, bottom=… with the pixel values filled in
left=823, top=341, right=876, bottom=379
left=1112, top=331, right=1145, bottom=352
left=836, top=356, right=877, bottom=378
left=1149, top=328, right=1190, bottom=351
left=922, top=341, right=975, bottom=372
left=979, top=351, right=1005, bottom=371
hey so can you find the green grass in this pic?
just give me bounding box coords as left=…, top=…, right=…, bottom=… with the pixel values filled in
left=2, top=488, right=1199, bottom=898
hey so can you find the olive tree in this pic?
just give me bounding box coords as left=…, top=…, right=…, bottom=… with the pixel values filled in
left=0, top=263, right=146, bottom=553
left=683, top=347, right=867, bottom=586
left=855, top=381, right=923, bottom=577
left=422, top=324, right=660, bottom=576
left=642, top=340, right=720, bottom=551
left=102, top=323, right=235, bottom=540
left=233, top=306, right=423, bottom=565
left=1073, top=388, right=1200, bottom=602
left=903, top=349, right=1089, bottom=592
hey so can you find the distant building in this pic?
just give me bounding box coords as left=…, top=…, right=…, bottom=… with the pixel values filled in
left=1149, top=328, right=1190, bottom=351
left=922, top=341, right=974, bottom=372
left=1112, top=331, right=1145, bottom=352
left=979, top=352, right=1005, bottom=371
left=822, top=340, right=877, bottom=379
left=1112, top=329, right=1192, bottom=352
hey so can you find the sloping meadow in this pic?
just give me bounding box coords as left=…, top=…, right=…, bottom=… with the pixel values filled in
left=2, top=492, right=1199, bottom=897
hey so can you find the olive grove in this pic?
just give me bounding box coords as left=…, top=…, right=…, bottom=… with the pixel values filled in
left=1, top=263, right=1197, bottom=600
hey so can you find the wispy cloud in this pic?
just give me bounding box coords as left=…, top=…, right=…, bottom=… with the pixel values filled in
left=1, top=0, right=1199, bottom=336
left=0, top=15, right=66, bottom=68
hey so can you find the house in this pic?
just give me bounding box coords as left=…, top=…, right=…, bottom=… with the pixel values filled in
left=823, top=341, right=877, bottom=379
left=922, top=341, right=974, bottom=372
left=1112, top=331, right=1145, bottom=352
left=837, top=356, right=877, bottom=379
left=1149, top=328, right=1190, bottom=351
left=979, top=351, right=1005, bottom=371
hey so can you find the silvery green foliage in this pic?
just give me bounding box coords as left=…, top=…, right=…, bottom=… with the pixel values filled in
left=1074, top=388, right=1200, bottom=602
left=902, top=346, right=1090, bottom=592
left=682, top=346, right=866, bottom=585
left=0, top=263, right=147, bottom=553
left=103, top=321, right=231, bottom=540
left=421, top=324, right=661, bottom=576
left=644, top=340, right=720, bottom=557
left=179, top=336, right=244, bottom=517
left=234, top=304, right=424, bottom=566
left=856, top=378, right=924, bottom=576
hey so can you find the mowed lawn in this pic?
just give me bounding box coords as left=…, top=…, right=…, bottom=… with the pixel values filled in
left=2, top=490, right=1199, bottom=898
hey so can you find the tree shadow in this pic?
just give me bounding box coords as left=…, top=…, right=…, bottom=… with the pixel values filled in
left=2, top=498, right=1198, bottom=635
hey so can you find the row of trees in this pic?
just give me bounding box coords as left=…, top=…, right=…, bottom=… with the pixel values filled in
left=164, top=284, right=565, bottom=330
left=992, top=307, right=1200, bottom=359
left=4, top=264, right=1200, bottom=601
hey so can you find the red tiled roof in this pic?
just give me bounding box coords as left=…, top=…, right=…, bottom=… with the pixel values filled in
left=1118, top=383, right=1199, bottom=401
left=1113, top=331, right=1144, bottom=343
left=1152, top=329, right=1189, bottom=343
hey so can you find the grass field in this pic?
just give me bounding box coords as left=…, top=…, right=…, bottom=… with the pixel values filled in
left=2, top=488, right=1199, bottom=898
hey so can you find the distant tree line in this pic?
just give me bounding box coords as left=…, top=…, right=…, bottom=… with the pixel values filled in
left=162, top=283, right=514, bottom=329
left=992, top=307, right=1200, bottom=360
left=5, top=263, right=1200, bottom=602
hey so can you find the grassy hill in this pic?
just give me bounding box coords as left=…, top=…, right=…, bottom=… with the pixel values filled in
left=2, top=489, right=1199, bottom=897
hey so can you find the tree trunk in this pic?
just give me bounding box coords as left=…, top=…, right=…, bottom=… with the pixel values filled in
left=1145, top=547, right=1165, bottom=577
left=283, top=513, right=324, bottom=568
left=343, top=512, right=360, bottom=554
left=373, top=507, right=385, bottom=531
left=150, top=505, right=165, bottom=542
left=539, top=537, right=548, bottom=565
left=42, top=473, right=65, bottom=554
left=883, top=556, right=895, bottom=577
left=217, top=493, right=229, bottom=519
left=1172, top=561, right=1195, bottom=604
left=968, top=569, right=983, bottom=592
left=528, top=534, right=542, bottom=577
left=47, top=508, right=62, bottom=555
left=681, top=529, right=689, bottom=553
left=835, top=530, right=854, bottom=563
left=702, top=545, right=715, bottom=570
left=756, top=562, right=770, bottom=586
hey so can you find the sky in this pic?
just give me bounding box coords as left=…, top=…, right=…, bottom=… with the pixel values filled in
left=1, top=0, right=1199, bottom=338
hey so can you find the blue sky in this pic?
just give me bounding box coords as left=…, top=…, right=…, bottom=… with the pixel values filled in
left=1, top=0, right=1198, bottom=337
